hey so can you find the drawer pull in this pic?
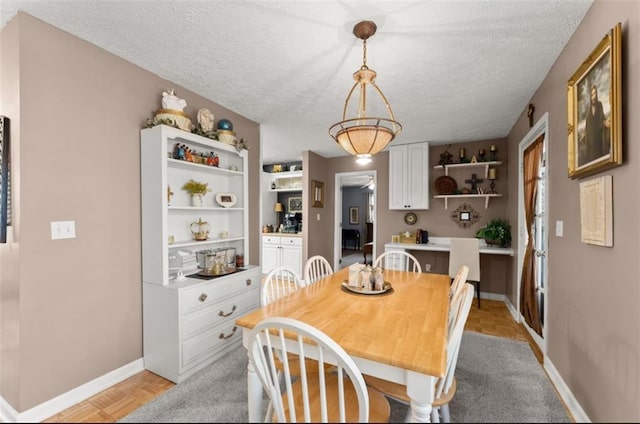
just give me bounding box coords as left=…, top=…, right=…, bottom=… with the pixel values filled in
left=198, top=293, right=208, bottom=302
left=246, top=279, right=252, bottom=286
left=219, top=326, right=238, bottom=340
left=218, top=305, right=237, bottom=317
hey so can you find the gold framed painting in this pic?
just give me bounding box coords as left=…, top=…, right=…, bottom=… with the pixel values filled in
left=567, top=22, right=622, bottom=179
left=311, top=180, right=324, bottom=208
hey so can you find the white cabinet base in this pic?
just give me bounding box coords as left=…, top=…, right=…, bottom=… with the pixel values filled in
left=143, top=267, right=260, bottom=383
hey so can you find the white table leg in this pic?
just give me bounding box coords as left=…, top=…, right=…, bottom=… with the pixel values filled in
left=406, top=371, right=436, bottom=423
left=247, top=359, right=263, bottom=422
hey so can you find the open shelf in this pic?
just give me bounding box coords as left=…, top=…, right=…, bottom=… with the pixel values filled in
left=433, top=161, right=502, bottom=178
left=433, top=193, right=502, bottom=209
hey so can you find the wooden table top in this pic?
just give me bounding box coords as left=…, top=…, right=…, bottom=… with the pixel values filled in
left=236, top=268, right=450, bottom=377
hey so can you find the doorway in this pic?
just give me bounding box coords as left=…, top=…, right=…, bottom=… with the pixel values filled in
left=517, top=112, right=549, bottom=354
left=333, top=171, right=377, bottom=271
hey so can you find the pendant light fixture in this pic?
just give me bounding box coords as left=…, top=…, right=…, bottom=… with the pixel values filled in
left=329, top=20, right=402, bottom=164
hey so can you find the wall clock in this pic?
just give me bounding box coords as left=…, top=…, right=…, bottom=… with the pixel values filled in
left=404, top=212, right=417, bottom=225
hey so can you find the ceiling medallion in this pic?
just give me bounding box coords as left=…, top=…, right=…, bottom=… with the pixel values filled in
left=450, top=203, right=480, bottom=229
left=328, top=20, right=402, bottom=165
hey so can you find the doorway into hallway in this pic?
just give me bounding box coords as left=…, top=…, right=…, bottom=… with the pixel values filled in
left=333, top=171, right=377, bottom=271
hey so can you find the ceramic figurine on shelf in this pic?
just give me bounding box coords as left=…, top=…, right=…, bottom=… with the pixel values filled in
left=173, top=143, right=186, bottom=160
left=184, top=147, right=193, bottom=162
left=162, top=89, right=187, bottom=111
left=206, top=152, right=215, bottom=166
left=212, top=153, right=219, bottom=167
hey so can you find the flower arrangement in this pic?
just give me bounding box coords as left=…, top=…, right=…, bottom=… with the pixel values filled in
left=475, top=218, right=512, bottom=248
left=181, top=179, right=211, bottom=195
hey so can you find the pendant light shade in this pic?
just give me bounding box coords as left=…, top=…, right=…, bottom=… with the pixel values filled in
left=329, top=20, right=402, bottom=163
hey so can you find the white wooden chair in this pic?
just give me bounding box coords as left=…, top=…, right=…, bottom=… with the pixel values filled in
left=248, top=316, right=391, bottom=423
left=373, top=250, right=422, bottom=273
left=448, top=237, right=481, bottom=307
left=303, top=255, right=334, bottom=285
left=448, top=265, right=469, bottom=330
left=364, top=283, right=475, bottom=422
left=262, top=266, right=305, bottom=306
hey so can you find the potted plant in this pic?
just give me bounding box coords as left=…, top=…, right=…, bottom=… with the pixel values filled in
left=182, top=179, right=211, bottom=206
left=475, top=218, right=512, bottom=248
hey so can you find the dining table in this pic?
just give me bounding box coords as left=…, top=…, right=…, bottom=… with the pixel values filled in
left=235, top=267, right=451, bottom=423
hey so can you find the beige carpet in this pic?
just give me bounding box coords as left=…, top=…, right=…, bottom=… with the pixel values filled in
left=119, top=332, right=569, bottom=423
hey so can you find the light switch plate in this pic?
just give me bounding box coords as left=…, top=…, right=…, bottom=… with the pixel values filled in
left=555, top=220, right=563, bottom=237
left=51, top=221, right=76, bottom=240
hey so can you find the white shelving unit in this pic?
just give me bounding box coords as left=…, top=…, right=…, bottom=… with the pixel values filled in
left=140, top=125, right=260, bottom=383
left=433, top=160, right=503, bottom=209
left=141, top=125, right=249, bottom=284
left=269, top=170, right=303, bottom=192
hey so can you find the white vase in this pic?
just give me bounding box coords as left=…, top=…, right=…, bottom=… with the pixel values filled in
left=191, top=194, right=204, bottom=207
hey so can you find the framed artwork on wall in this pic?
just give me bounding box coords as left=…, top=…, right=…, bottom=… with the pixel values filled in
left=349, top=207, right=359, bottom=225
left=288, top=196, right=303, bottom=213
left=0, top=116, right=10, bottom=244
left=311, top=180, right=324, bottom=208
left=567, top=22, right=622, bottom=179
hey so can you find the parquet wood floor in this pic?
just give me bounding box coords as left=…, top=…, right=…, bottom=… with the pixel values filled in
left=43, top=298, right=543, bottom=423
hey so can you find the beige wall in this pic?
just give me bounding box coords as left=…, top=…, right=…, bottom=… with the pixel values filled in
left=3, top=0, right=639, bottom=420
left=504, top=0, right=639, bottom=421
left=0, top=13, right=260, bottom=412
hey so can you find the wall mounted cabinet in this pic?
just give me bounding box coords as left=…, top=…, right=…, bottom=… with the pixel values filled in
left=389, top=142, right=430, bottom=210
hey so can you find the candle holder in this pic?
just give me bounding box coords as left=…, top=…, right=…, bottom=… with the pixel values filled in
left=490, top=145, right=498, bottom=161
left=478, top=148, right=486, bottom=162
left=488, top=168, right=497, bottom=194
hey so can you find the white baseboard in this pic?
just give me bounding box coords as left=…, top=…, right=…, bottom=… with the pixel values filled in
left=0, top=358, right=145, bottom=423
left=479, top=291, right=505, bottom=302
left=503, top=296, right=519, bottom=321
left=544, top=358, right=590, bottom=423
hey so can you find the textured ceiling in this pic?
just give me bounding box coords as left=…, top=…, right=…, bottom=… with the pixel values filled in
left=1, top=0, right=593, bottom=164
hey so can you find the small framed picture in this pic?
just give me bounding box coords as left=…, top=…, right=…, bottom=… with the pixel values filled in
left=312, top=180, right=324, bottom=208
left=349, top=207, right=359, bottom=225
left=460, top=212, right=471, bottom=221
left=215, top=193, right=237, bottom=208
left=288, top=196, right=303, bottom=213
left=391, top=235, right=400, bottom=243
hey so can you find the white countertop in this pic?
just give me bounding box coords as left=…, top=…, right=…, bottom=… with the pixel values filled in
left=261, top=232, right=303, bottom=238
left=386, top=237, right=514, bottom=256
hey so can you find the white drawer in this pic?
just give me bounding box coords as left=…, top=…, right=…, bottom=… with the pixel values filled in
left=181, top=269, right=260, bottom=314
left=262, top=235, right=280, bottom=245
left=182, top=320, right=240, bottom=368
left=182, top=291, right=259, bottom=340
left=281, top=236, right=302, bottom=246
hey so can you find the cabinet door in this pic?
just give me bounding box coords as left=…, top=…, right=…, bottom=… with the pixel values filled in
left=262, top=244, right=280, bottom=275
left=388, top=146, right=407, bottom=209
left=281, top=244, right=302, bottom=277
left=405, top=143, right=430, bottom=209
left=389, top=143, right=430, bottom=210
